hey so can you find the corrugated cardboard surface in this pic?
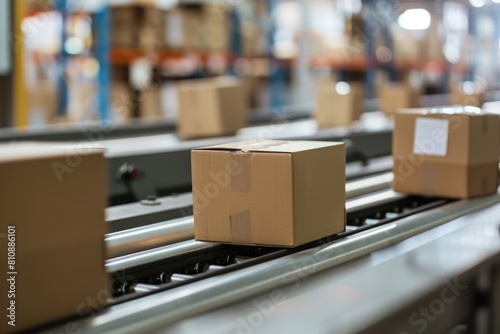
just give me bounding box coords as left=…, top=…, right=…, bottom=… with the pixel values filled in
left=192, top=140, right=346, bottom=247
left=393, top=111, right=500, bottom=198
left=177, top=78, right=247, bottom=139
left=0, top=143, right=108, bottom=333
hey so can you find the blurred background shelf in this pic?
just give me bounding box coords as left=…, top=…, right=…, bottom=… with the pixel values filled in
left=2, top=0, right=500, bottom=130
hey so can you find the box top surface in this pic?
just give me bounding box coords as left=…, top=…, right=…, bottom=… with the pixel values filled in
left=398, top=106, right=488, bottom=117
left=194, top=140, right=343, bottom=154
left=0, top=142, right=105, bottom=163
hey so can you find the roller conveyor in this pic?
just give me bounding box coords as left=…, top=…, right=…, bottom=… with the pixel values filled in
left=25, top=131, right=500, bottom=334
left=42, top=187, right=500, bottom=334
left=105, top=171, right=394, bottom=258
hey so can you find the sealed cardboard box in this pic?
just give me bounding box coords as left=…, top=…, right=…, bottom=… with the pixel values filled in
left=165, top=7, right=202, bottom=50
left=140, top=87, right=164, bottom=118
left=450, top=82, right=486, bottom=107
left=111, top=81, right=133, bottom=121
left=27, top=80, right=57, bottom=123
left=379, top=83, right=421, bottom=115
left=393, top=107, right=500, bottom=198
left=177, top=77, right=247, bottom=139
left=192, top=140, right=346, bottom=247
left=201, top=4, right=229, bottom=51
left=314, top=81, right=364, bottom=127
left=0, top=143, right=108, bottom=333
left=111, top=6, right=165, bottom=49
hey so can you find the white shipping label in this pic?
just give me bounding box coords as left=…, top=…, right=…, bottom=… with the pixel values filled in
left=413, top=118, right=449, bottom=157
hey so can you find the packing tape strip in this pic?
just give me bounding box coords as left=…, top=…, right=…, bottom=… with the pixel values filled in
left=230, top=211, right=252, bottom=244
left=231, top=152, right=252, bottom=193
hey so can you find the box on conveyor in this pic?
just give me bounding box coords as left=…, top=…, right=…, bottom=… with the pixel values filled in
left=191, top=140, right=346, bottom=247
left=393, top=107, right=500, bottom=198
left=379, top=82, right=421, bottom=116
left=450, top=81, right=486, bottom=107
left=314, top=81, right=365, bottom=127
left=0, top=143, right=108, bottom=333
left=176, top=77, right=247, bottom=139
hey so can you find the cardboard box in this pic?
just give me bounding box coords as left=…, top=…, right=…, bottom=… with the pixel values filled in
left=165, top=7, right=202, bottom=50
left=27, top=80, right=57, bottom=123
left=192, top=140, right=346, bottom=247
left=379, top=83, right=421, bottom=115
left=111, top=81, right=133, bottom=121
left=111, top=6, right=165, bottom=49
left=0, top=143, right=108, bottom=333
left=450, top=82, right=486, bottom=107
left=314, top=82, right=364, bottom=127
left=140, top=87, right=164, bottom=118
left=201, top=5, right=229, bottom=51
left=177, top=77, right=247, bottom=139
left=393, top=107, right=500, bottom=198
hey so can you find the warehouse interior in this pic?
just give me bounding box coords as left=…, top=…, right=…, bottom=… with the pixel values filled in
left=1, top=0, right=500, bottom=333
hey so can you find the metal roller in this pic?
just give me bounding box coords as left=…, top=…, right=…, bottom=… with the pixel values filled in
left=106, top=216, right=195, bottom=258
left=105, top=173, right=395, bottom=259
left=58, top=191, right=500, bottom=334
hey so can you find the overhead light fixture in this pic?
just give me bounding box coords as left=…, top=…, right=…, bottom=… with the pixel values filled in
left=469, top=0, right=486, bottom=7
left=398, top=8, right=431, bottom=30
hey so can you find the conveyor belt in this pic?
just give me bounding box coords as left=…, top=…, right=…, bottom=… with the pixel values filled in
left=42, top=190, right=500, bottom=334
left=104, top=190, right=445, bottom=299
left=159, top=198, right=500, bottom=334
left=106, top=172, right=394, bottom=257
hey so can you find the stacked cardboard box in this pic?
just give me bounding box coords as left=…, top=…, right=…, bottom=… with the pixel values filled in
left=0, top=143, right=108, bottom=333
left=111, top=6, right=165, bottom=50
left=393, top=107, right=500, bottom=198
left=165, top=7, right=202, bottom=50
left=201, top=5, right=229, bottom=51
left=192, top=140, right=346, bottom=247
left=176, top=77, right=247, bottom=139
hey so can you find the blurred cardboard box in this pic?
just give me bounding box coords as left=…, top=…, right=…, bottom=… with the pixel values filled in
left=27, top=80, right=57, bottom=123
left=314, top=81, right=364, bottom=127
left=392, top=28, right=422, bottom=61
left=450, top=82, right=486, bottom=107
left=0, top=143, right=108, bottom=333
left=192, top=140, right=346, bottom=247
left=111, top=81, right=133, bottom=121
left=111, top=6, right=165, bottom=49
left=379, top=82, right=420, bottom=115
left=393, top=107, right=499, bottom=198
left=165, top=7, right=202, bottom=50
left=201, top=5, right=229, bottom=51
left=67, top=79, right=97, bottom=122
left=176, top=77, right=247, bottom=139
left=139, top=87, right=164, bottom=118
